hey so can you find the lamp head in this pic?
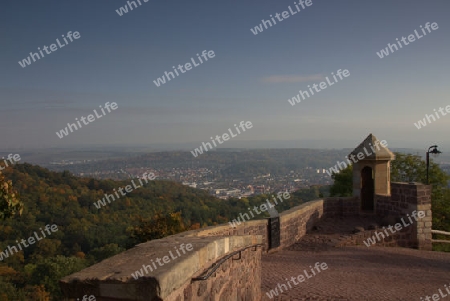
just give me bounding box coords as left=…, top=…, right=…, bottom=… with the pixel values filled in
left=428, top=145, right=442, bottom=157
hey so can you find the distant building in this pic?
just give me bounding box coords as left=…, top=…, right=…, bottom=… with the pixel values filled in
left=225, top=189, right=241, bottom=197
left=254, top=185, right=265, bottom=194
left=182, top=182, right=197, bottom=188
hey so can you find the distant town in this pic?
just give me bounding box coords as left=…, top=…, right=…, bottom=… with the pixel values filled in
left=48, top=160, right=331, bottom=199
left=38, top=148, right=450, bottom=199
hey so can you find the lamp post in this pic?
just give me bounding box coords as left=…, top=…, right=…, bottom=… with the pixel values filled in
left=426, top=145, right=441, bottom=184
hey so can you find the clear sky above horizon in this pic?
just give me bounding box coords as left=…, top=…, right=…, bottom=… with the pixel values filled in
left=1, top=0, right=450, bottom=151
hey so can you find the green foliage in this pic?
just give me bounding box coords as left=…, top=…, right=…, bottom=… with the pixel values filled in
left=87, top=243, right=125, bottom=263
left=390, top=153, right=425, bottom=182
left=0, top=163, right=328, bottom=300
left=329, top=165, right=353, bottom=197
left=432, top=187, right=450, bottom=237
left=0, top=172, right=24, bottom=220
left=0, top=276, right=26, bottom=301
left=391, top=153, right=448, bottom=188
left=130, top=212, right=186, bottom=244
left=433, top=242, right=450, bottom=252
left=390, top=152, right=450, bottom=232
left=29, top=256, right=87, bottom=299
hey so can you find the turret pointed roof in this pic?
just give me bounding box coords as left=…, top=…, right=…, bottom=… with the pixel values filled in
left=349, top=134, right=395, bottom=160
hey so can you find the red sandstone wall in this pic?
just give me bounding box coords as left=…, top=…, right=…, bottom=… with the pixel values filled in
left=199, top=200, right=326, bottom=252
left=375, top=183, right=432, bottom=250
left=61, top=189, right=433, bottom=301
left=278, top=201, right=324, bottom=250
left=165, top=247, right=262, bottom=301
left=376, top=182, right=430, bottom=217
left=323, top=197, right=360, bottom=217
left=196, top=197, right=382, bottom=253
left=337, top=225, right=418, bottom=248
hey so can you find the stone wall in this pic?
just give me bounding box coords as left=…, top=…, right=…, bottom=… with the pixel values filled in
left=323, top=197, right=360, bottom=218
left=337, top=222, right=420, bottom=248
left=196, top=200, right=325, bottom=252
left=165, top=246, right=261, bottom=301
left=60, top=189, right=433, bottom=300
left=375, top=182, right=432, bottom=250
left=196, top=220, right=268, bottom=249
left=376, top=182, right=425, bottom=217
left=60, top=200, right=328, bottom=301
left=60, top=235, right=262, bottom=301
left=278, top=200, right=323, bottom=249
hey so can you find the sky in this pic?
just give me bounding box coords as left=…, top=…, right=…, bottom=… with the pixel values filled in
left=1, top=0, right=450, bottom=151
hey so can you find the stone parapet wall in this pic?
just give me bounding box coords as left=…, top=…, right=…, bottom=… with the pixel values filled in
left=60, top=235, right=262, bottom=301
left=194, top=200, right=325, bottom=252
left=60, top=186, right=433, bottom=300
left=60, top=199, right=331, bottom=300
left=337, top=223, right=418, bottom=248
left=278, top=200, right=324, bottom=249
left=416, top=202, right=433, bottom=250
left=323, top=197, right=360, bottom=217
left=376, top=182, right=431, bottom=217
left=374, top=194, right=392, bottom=216
left=195, top=220, right=268, bottom=250
left=375, top=182, right=432, bottom=250
left=165, top=246, right=261, bottom=301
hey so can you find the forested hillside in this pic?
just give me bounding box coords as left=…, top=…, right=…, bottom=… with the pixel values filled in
left=0, top=163, right=325, bottom=300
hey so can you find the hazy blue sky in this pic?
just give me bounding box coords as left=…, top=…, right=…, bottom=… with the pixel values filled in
left=1, top=0, right=450, bottom=150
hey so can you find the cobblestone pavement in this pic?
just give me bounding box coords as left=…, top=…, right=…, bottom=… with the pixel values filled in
left=261, top=217, right=450, bottom=301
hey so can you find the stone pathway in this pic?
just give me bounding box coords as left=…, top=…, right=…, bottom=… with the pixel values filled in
left=261, top=217, right=450, bottom=301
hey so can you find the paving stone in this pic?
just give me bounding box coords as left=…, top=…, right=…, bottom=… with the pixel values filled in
left=261, top=217, right=450, bottom=300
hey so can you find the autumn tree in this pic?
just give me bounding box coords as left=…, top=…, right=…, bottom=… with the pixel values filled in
left=0, top=172, right=23, bottom=219
left=129, top=212, right=185, bottom=244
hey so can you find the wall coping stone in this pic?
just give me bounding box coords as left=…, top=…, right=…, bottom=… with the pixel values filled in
left=195, top=219, right=267, bottom=236
left=391, top=182, right=430, bottom=187
left=60, top=235, right=262, bottom=300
